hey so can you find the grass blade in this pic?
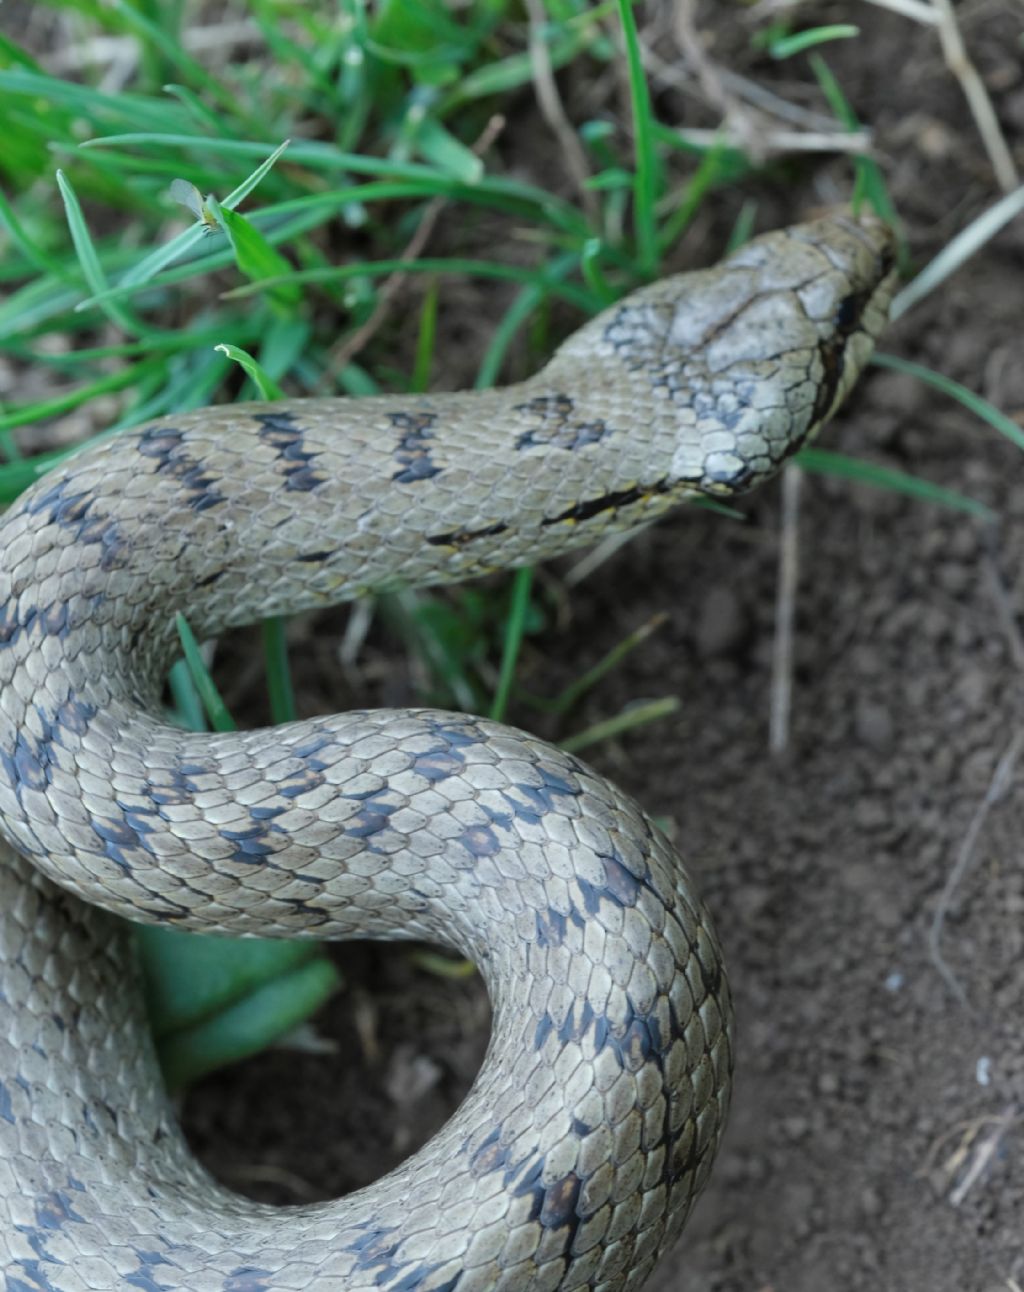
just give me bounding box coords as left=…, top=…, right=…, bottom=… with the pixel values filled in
left=770, top=25, right=859, bottom=59
left=214, top=344, right=286, bottom=400
left=489, top=567, right=535, bottom=723
left=562, top=697, right=680, bottom=754
left=56, top=170, right=143, bottom=335
left=174, top=612, right=237, bottom=732
left=870, top=352, right=1024, bottom=451
left=890, top=183, right=1024, bottom=319
left=616, top=0, right=659, bottom=275
left=796, top=446, right=992, bottom=518
left=261, top=617, right=297, bottom=725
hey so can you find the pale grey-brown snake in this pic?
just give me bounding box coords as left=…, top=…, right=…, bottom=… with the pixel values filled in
left=0, top=212, right=896, bottom=1291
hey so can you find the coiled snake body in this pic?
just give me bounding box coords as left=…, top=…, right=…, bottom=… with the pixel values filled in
left=0, top=214, right=895, bottom=1290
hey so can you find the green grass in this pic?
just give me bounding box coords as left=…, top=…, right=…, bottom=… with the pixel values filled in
left=0, top=0, right=1016, bottom=1085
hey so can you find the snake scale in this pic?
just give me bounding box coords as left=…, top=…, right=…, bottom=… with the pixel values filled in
left=0, top=212, right=896, bottom=1291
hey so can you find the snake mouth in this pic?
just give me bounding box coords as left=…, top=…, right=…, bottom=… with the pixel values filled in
left=809, top=218, right=900, bottom=429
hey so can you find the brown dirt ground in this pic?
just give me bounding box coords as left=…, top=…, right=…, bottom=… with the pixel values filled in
left=9, top=1, right=1024, bottom=1288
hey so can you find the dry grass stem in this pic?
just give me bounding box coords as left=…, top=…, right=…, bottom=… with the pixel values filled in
left=947, top=1108, right=1018, bottom=1206
left=982, top=550, right=1024, bottom=676
left=672, top=126, right=872, bottom=154
left=647, top=12, right=874, bottom=161
left=892, top=183, right=1024, bottom=318
left=770, top=463, right=802, bottom=756
left=525, top=0, right=599, bottom=224
left=927, top=727, right=1024, bottom=1012
left=47, top=19, right=263, bottom=71
left=323, top=115, right=505, bottom=381
left=671, top=0, right=764, bottom=157
left=929, top=0, right=1019, bottom=192
left=645, top=42, right=848, bottom=134
left=859, top=0, right=939, bottom=24
left=564, top=526, right=651, bottom=588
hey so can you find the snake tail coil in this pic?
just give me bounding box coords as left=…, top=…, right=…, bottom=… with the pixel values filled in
left=0, top=213, right=896, bottom=1290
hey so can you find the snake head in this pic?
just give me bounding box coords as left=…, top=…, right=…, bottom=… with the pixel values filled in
left=551, top=211, right=898, bottom=497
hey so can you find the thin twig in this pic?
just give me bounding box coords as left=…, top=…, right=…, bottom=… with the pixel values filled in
left=928, top=728, right=1024, bottom=1012
left=672, top=0, right=764, bottom=158
left=524, top=0, right=599, bottom=224
left=982, top=548, right=1024, bottom=676
left=322, top=115, right=505, bottom=382
left=564, top=524, right=652, bottom=587
left=891, top=184, right=1024, bottom=319
left=652, top=11, right=875, bottom=160
left=717, top=66, right=863, bottom=132
left=770, top=464, right=801, bottom=756
left=671, top=126, right=872, bottom=154
left=948, top=1107, right=1018, bottom=1207
left=929, top=0, right=1019, bottom=193
left=859, top=0, right=939, bottom=24
left=646, top=43, right=848, bottom=134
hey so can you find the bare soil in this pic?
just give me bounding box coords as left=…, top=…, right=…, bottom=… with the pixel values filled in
left=16, top=2, right=1024, bottom=1289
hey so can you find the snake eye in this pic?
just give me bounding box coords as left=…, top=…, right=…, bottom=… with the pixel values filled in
left=834, top=294, right=860, bottom=331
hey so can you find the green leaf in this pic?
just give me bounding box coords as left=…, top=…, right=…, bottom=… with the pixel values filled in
left=213, top=202, right=302, bottom=308
left=0, top=451, right=65, bottom=504
left=769, top=25, right=859, bottom=59
left=412, top=277, right=440, bottom=393
left=214, top=343, right=287, bottom=400
left=139, top=926, right=341, bottom=1090
left=412, top=115, right=483, bottom=184
left=616, top=0, right=659, bottom=275
left=261, top=616, right=297, bottom=725
left=174, top=612, right=237, bottom=732
left=446, top=24, right=589, bottom=103
left=56, top=170, right=143, bottom=335
left=490, top=567, right=535, bottom=723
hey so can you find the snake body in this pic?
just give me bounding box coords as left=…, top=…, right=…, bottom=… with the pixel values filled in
left=0, top=214, right=896, bottom=1290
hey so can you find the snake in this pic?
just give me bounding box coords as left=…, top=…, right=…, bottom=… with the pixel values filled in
left=0, top=211, right=896, bottom=1291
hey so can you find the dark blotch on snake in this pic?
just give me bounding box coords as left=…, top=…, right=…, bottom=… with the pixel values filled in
left=220, top=1270, right=275, bottom=1292
left=220, top=824, right=284, bottom=864
left=425, top=520, right=509, bottom=548
left=513, top=393, right=611, bottom=453
left=0, top=700, right=97, bottom=805
left=124, top=1253, right=178, bottom=1292
left=343, top=796, right=397, bottom=839
left=138, top=425, right=227, bottom=512
left=389, top=410, right=442, bottom=485
left=533, top=994, right=669, bottom=1076
left=24, top=476, right=94, bottom=528
left=90, top=810, right=160, bottom=873
left=542, top=480, right=671, bottom=526
left=345, top=1220, right=449, bottom=1287
left=254, top=411, right=329, bottom=494
left=534, top=906, right=574, bottom=948
left=469, top=1125, right=510, bottom=1176
left=22, top=478, right=130, bottom=564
